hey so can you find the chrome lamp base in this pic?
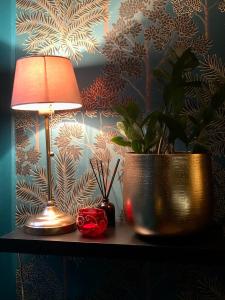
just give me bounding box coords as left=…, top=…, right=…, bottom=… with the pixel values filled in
left=24, top=205, right=76, bottom=235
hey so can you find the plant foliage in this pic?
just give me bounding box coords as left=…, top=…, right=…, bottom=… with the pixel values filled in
left=112, top=47, right=225, bottom=154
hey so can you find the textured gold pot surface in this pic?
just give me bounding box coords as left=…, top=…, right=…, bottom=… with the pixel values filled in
left=123, top=153, right=214, bottom=236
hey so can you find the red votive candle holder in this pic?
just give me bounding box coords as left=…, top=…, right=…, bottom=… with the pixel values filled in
left=76, top=208, right=108, bottom=237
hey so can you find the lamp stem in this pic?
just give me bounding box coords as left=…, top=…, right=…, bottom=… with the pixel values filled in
left=23, top=112, right=76, bottom=235
left=44, top=114, right=53, bottom=205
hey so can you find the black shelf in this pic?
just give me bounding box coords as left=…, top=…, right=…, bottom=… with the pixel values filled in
left=0, top=223, right=225, bottom=263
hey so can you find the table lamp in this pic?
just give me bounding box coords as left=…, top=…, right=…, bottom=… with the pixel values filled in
left=11, top=56, right=82, bottom=235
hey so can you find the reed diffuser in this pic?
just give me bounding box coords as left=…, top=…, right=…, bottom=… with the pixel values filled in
left=90, top=158, right=120, bottom=227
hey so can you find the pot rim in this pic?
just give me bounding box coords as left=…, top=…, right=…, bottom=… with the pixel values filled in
left=125, top=152, right=210, bottom=156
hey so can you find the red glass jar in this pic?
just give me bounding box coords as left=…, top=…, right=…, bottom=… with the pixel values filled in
left=76, top=208, right=108, bottom=237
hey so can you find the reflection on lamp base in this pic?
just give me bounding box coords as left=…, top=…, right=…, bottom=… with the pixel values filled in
left=24, top=205, right=76, bottom=235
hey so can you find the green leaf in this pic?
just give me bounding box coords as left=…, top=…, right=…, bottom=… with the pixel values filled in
left=126, top=102, right=140, bottom=121
left=181, top=48, right=199, bottom=69
left=126, top=124, right=143, bottom=141
left=111, top=136, right=131, bottom=147
left=172, top=48, right=199, bottom=81
left=164, top=84, right=185, bottom=114
left=160, top=114, right=188, bottom=145
left=116, top=122, right=127, bottom=137
left=140, top=111, right=161, bottom=127
left=142, top=112, right=161, bottom=152
left=131, top=140, right=143, bottom=153
left=114, top=105, right=131, bottom=122
left=114, top=102, right=140, bottom=123
left=144, top=128, right=158, bottom=152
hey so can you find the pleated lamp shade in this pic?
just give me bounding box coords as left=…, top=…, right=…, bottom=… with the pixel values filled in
left=11, top=56, right=82, bottom=111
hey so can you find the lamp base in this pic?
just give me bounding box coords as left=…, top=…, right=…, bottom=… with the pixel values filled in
left=24, top=205, right=76, bottom=235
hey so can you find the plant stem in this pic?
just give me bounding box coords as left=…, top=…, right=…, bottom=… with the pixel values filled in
left=157, top=124, right=167, bottom=154
left=157, top=136, right=163, bottom=154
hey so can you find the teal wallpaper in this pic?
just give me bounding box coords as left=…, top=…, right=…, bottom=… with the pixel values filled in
left=11, top=0, right=225, bottom=299
left=0, top=0, right=16, bottom=299
left=14, top=0, right=225, bottom=227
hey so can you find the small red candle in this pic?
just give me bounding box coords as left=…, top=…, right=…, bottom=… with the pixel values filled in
left=76, top=208, right=108, bottom=237
left=124, top=198, right=134, bottom=224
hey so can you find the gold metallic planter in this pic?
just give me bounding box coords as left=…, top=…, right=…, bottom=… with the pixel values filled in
left=123, top=153, right=214, bottom=236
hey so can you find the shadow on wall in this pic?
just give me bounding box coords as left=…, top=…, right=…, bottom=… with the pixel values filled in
left=0, top=41, right=18, bottom=163
left=0, top=41, right=15, bottom=112
left=0, top=38, right=17, bottom=299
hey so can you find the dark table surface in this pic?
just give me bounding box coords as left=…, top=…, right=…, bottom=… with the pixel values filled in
left=0, top=223, right=225, bottom=263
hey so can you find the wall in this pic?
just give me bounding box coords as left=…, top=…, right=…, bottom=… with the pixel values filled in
left=9, top=0, right=225, bottom=299
left=0, top=0, right=16, bottom=299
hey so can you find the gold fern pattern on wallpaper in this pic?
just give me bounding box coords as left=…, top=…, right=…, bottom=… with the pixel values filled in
left=80, top=0, right=224, bottom=117
left=54, top=124, right=83, bottom=160
left=15, top=117, right=103, bottom=225
left=15, top=114, right=124, bottom=225
left=50, top=110, right=79, bottom=127
left=101, top=0, right=214, bottom=113
left=14, top=1, right=225, bottom=299
left=16, top=157, right=99, bottom=225
left=96, top=130, right=127, bottom=188
left=177, top=270, right=225, bottom=299
left=197, top=54, right=225, bottom=155
left=81, top=77, right=138, bottom=117
left=172, top=0, right=224, bottom=40
left=87, top=0, right=225, bottom=157
left=199, top=55, right=225, bottom=221
left=182, top=51, right=225, bottom=221
left=16, top=0, right=109, bottom=62
left=15, top=0, right=225, bottom=225
left=219, top=0, right=225, bottom=11
left=16, top=256, right=64, bottom=300
left=15, top=111, right=41, bottom=176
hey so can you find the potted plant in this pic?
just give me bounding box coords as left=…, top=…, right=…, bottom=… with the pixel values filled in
left=112, top=48, right=225, bottom=236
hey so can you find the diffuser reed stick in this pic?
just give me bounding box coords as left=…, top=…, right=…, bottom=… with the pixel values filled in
left=89, top=159, right=104, bottom=197
left=90, top=159, right=120, bottom=199
left=106, top=159, right=120, bottom=199
left=90, top=158, right=120, bottom=227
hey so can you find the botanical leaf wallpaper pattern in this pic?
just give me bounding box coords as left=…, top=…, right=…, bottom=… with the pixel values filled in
left=16, top=255, right=64, bottom=300
left=15, top=117, right=110, bottom=225
left=15, top=0, right=225, bottom=299
left=16, top=0, right=109, bottom=62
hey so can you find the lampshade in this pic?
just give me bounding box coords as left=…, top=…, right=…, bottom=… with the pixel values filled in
left=11, top=55, right=82, bottom=111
